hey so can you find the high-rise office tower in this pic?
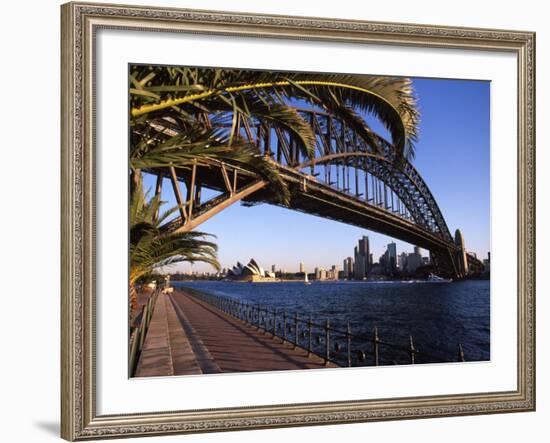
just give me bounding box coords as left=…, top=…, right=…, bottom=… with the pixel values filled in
left=353, top=236, right=370, bottom=279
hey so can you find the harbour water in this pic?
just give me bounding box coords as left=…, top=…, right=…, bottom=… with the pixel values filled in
left=173, top=280, right=490, bottom=367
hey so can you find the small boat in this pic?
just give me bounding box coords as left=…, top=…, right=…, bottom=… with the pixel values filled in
left=304, top=273, right=312, bottom=285
left=426, top=273, right=453, bottom=283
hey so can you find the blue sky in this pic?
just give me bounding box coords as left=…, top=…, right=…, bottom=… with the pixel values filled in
left=143, top=77, right=490, bottom=274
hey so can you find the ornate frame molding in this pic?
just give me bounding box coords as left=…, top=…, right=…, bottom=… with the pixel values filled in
left=61, top=2, right=535, bottom=440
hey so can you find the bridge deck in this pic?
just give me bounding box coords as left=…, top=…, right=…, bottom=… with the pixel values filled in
left=134, top=289, right=336, bottom=377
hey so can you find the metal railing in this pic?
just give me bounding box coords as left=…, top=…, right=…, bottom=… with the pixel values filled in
left=129, top=288, right=160, bottom=376
left=185, top=288, right=467, bottom=367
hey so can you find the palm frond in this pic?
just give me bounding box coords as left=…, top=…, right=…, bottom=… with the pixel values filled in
left=129, top=180, right=221, bottom=284
left=130, top=68, right=420, bottom=160
left=322, top=104, right=383, bottom=154
left=131, top=126, right=290, bottom=205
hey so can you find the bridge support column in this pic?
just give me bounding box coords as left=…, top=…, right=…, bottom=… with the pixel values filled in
left=454, top=229, right=469, bottom=278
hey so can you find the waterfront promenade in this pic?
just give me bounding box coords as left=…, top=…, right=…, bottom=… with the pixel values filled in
left=134, top=289, right=337, bottom=377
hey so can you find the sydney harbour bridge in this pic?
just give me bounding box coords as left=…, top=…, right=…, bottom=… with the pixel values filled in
left=143, top=108, right=483, bottom=279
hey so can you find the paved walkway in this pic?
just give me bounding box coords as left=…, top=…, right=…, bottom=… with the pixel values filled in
left=134, top=289, right=336, bottom=377
left=134, top=292, right=206, bottom=377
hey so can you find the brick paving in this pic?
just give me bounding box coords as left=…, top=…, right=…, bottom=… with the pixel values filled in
left=135, top=289, right=337, bottom=377
left=168, top=289, right=337, bottom=374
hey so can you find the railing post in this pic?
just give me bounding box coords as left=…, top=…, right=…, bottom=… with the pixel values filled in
left=409, top=335, right=416, bottom=364
left=145, top=296, right=151, bottom=325
left=324, top=319, right=330, bottom=365
left=139, top=305, right=148, bottom=348
left=458, top=343, right=465, bottom=362
left=283, top=311, right=287, bottom=343
left=260, top=306, right=264, bottom=331
left=293, top=313, right=299, bottom=349
left=129, top=329, right=140, bottom=377
left=272, top=309, right=277, bottom=337
left=144, top=300, right=151, bottom=328
left=147, top=294, right=153, bottom=325
left=374, top=327, right=379, bottom=366
left=346, top=321, right=352, bottom=367
left=308, top=315, right=313, bottom=356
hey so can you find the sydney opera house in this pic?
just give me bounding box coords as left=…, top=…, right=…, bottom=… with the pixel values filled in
left=227, top=259, right=278, bottom=282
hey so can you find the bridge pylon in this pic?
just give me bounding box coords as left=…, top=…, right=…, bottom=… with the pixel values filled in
left=454, top=229, right=469, bottom=278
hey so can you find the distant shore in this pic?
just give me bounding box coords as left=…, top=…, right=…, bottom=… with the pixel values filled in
left=172, top=275, right=489, bottom=284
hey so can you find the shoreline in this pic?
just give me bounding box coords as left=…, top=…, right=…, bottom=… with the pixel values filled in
left=171, top=277, right=489, bottom=284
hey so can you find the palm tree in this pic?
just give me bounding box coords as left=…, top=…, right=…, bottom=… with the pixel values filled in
left=129, top=178, right=220, bottom=312
left=129, top=67, right=419, bottom=164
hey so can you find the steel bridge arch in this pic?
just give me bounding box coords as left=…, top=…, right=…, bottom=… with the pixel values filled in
left=296, top=151, right=453, bottom=244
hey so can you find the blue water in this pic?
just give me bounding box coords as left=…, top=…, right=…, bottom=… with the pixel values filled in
left=173, top=280, right=490, bottom=366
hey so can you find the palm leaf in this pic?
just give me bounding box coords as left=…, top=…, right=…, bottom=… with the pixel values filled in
left=129, top=68, right=419, bottom=160
left=131, top=126, right=290, bottom=204
left=129, top=179, right=221, bottom=285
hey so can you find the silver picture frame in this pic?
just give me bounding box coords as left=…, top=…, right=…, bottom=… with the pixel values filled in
left=61, top=2, right=535, bottom=440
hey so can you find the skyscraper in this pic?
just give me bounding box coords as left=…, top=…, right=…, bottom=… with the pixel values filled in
left=315, top=267, right=327, bottom=280
left=353, top=236, right=370, bottom=279
left=406, top=248, right=422, bottom=273
left=355, top=255, right=366, bottom=279
left=387, top=242, right=397, bottom=273
left=343, top=259, right=348, bottom=277
left=353, top=245, right=360, bottom=278
left=343, top=257, right=353, bottom=279
left=399, top=252, right=408, bottom=270
left=299, top=261, right=305, bottom=274
left=359, top=236, right=370, bottom=271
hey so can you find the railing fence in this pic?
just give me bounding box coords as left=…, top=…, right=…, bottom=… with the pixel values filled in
left=184, top=288, right=467, bottom=367
left=129, top=288, right=160, bottom=376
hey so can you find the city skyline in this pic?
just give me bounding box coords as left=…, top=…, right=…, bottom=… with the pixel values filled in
left=145, top=76, right=490, bottom=274
left=167, top=236, right=490, bottom=277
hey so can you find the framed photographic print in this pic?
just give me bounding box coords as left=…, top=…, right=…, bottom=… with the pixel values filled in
left=61, top=1, right=536, bottom=440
